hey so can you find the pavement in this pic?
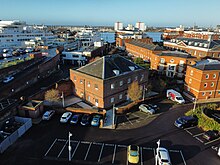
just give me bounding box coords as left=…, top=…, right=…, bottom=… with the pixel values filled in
left=103, top=109, right=114, bottom=129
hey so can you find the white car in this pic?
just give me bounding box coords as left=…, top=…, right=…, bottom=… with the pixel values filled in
left=156, top=147, right=172, bottom=165
left=60, top=112, right=72, bottom=123
left=139, top=104, right=155, bottom=114
left=42, top=110, right=55, bottom=120
left=3, top=76, right=14, bottom=83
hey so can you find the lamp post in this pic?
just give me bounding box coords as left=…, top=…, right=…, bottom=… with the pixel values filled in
left=142, top=85, right=147, bottom=101
left=155, top=139, right=160, bottom=165
left=193, top=97, right=197, bottom=113
left=112, top=104, right=115, bottom=129
left=68, top=132, right=72, bottom=161
left=61, top=91, right=65, bottom=108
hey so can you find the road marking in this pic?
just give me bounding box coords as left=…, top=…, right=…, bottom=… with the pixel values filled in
left=169, top=149, right=180, bottom=153
left=81, top=141, right=90, bottom=144
left=70, top=140, right=79, bottom=143
left=153, top=148, right=156, bottom=157
left=140, top=147, right=143, bottom=165
left=143, top=147, right=153, bottom=150
left=180, top=150, right=187, bottom=165
left=204, top=137, right=220, bottom=145
left=184, top=126, right=196, bottom=130
left=118, top=144, right=127, bottom=148
left=131, top=113, right=144, bottom=119
left=211, top=146, right=219, bottom=151
left=112, top=145, right=117, bottom=164
left=195, top=137, right=204, bottom=143
left=57, top=138, right=66, bottom=142
left=71, top=141, right=80, bottom=158
left=57, top=140, right=68, bottom=158
left=185, top=129, right=193, bottom=135
left=84, top=142, right=92, bottom=160
left=44, top=138, right=57, bottom=157
left=98, top=143, right=104, bottom=162
left=125, top=115, right=133, bottom=125
left=193, top=133, right=204, bottom=137
left=105, top=143, right=114, bottom=146
left=93, top=142, right=102, bottom=145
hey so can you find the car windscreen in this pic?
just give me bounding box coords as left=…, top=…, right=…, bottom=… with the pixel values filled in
left=130, top=151, right=138, bottom=156
left=161, top=159, right=169, bottom=162
left=176, top=97, right=183, bottom=100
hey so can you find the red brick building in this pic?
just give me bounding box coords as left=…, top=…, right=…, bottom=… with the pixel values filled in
left=70, top=54, right=148, bottom=109
left=183, top=31, right=220, bottom=40
left=184, top=59, right=220, bottom=101
left=164, top=37, right=220, bottom=59
left=125, top=40, right=165, bottom=62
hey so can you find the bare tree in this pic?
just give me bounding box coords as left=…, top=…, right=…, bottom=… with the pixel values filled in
left=128, top=81, right=142, bottom=102
left=45, top=89, right=60, bottom=102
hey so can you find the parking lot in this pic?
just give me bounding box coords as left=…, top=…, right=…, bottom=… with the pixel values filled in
left=44, top=138, right=187, bottom=165
left=184, top=126, right=220, bottom=146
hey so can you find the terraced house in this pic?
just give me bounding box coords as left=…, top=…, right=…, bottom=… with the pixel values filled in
left=70, top=54, right=148, bottom=109
left=164, top=37, right=220, bottom=59
left=184, top=59, right=220, bottom=101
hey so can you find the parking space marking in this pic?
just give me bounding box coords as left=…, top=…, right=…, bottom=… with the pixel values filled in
left=184, top=126, right=196, bottom=130
left=105, top=143, right=114, bottom=146
left=169, top=149, right=180, bottom=153
left=81, top=141, right=90, bottom=144
left=71, top=140, right=79, bottom=143
left=193, top=133, right=204, bottom=137
left=195, top=137, right=204, bottom=143
left=143, top=147, right=153, bottom=150
left=57, top=140, right=68, bottom=158
left=140, top=147, right=143, bottom=165
left=57, top=138, right=66, bottom=142
left=98, top=143, right=104, bottom=162
left=112, top=145, right=117, bottom=164
left=44, top=138, right=57, bottom=157
left=84, top=142, right=92, bottom=160
left=185, top=129, right=193, bottom=135
left=71, top=141, right=80, bottom=158
left=125, top=115, right=133, bottom=125
left=180, top=150, right=187, bottom=165
left=118, top=144, right=127, bottom=148
left=93, top=142, right=102, bottom=145
left=153, top=148, right=156, bottom=157
left=204, top=137, right=220, bottom=145
left=131, top=113, right=145, bottom=120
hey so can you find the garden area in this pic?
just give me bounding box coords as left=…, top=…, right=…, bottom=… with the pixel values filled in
left=0, top=57, right=32, bottom=69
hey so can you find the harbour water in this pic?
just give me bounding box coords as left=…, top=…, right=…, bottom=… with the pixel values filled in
left=146, top=32, right=163, bottom=42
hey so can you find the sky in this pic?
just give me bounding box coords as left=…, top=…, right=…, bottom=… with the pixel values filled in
left=0, top=0, right=220, bottom=27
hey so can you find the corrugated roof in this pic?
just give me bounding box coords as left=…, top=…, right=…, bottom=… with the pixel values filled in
left=157, top=50, right=194, bottom=58
left=193, top=59, right=220, bottom=70
left=127, top=40, right=165, bottom=51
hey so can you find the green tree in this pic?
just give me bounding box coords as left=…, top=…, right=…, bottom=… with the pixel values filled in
left=128, top=81, right=142, bottom=102
left=45, top=89, right=60, bottom=102
left=134, top=57, right=144, bottom=65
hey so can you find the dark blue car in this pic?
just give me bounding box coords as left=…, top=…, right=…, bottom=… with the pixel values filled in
left=174, top=116, right=198, bottom=128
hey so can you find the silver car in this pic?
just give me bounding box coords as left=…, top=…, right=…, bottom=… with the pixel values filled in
left=139, top=104, right=155, bottom=114
left=156, top=147, right=172, bottom=165
left=42, top=110, right=55, bottom=120
left=60, top=112, right=72, bottom=123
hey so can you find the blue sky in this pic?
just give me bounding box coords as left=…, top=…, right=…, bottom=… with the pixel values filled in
left=0, top=0, right=219, bottom=27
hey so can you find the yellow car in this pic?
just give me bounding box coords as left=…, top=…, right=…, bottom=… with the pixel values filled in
left=127, top=145, right=139, bottom=164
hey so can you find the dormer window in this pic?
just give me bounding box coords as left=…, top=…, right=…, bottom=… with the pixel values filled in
left=113, top=69, right=120, bottom=76
left=129, top=66, right=135, bottom=71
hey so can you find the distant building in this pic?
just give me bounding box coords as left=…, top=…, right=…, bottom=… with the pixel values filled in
left=135, top=22, right=146, bottom=31
left=161, top=25, right=184, bottom=40
left=114, top=22, right=123, bottom=31
left=184, top=59, right=220, bottom=101
left=70, top=54, right=148, bottom=109
left=183, top=31, right=220, bottom=40
left=164, top=37, right=220, bottom=59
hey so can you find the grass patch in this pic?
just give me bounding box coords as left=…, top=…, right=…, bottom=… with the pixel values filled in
left=0, top=57, right=32, bottom=69
left=185, top=104, right=220, bottom=131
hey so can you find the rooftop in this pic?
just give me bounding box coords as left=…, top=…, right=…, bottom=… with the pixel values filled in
left=127, top=40, right=165, bottom=51
left=75, top=54, right=144, bottom=79
left=157, top=50, right=194, bottom=58
left=193, top=59, right=220, bottom=70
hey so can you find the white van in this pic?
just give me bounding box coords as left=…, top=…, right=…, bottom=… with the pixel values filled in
left=167, top=89, right=185, bottom=104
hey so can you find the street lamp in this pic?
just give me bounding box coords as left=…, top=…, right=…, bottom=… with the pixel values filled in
left=61, top=91, right=65, bottom=107
left=193, top=97, right=197, bottom=113
left=112, top=104, right=115, bottom=129
left=155, top=139, right=160, bottom=165
left=142, top=85, right=147, bottom=101
left=68, top=132, right=72, bottom=161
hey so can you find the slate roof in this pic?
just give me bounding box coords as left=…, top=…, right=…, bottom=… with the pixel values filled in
left=157, top=50, right=194, bottom=58
left=169, top=37, right=220, bottom=50
left=76, top=54, right=144, bottom=79
left=127, top=40, right=165, bottom=51
left=193, top=59, right=220, bottom=70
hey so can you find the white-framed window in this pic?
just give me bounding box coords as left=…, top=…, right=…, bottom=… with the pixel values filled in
left=88, top=95, right=90, bottom=101
left=218, top=91, right=220, bottom=95
left=179, top=60, right=184, bottom=66
left=120, top=80, right=123, bottom=86
left=94, top=84, right=98, bottom=90
left=189, top=78, right=192, bottom=84
left=204, top=83, right=207, bottom=88
left=87, top=81, right=90, bottom=87
left=80, top=92, right=84, bottom=97
left=202, top=92, right=205, bottom=96
left=190, top=70, right=193, bottom=76
left=119, top=94, right=123, bottom=100
left=80, top=79, right=83, bottom=84
left=213, top=74, right=217, bottom=79
left=74, top=76, right=76, bottom=81
left=111, top=83, right=115, bottom=89
left=170, top=59, right=174, bottom=63
left=211, top=82, right=214, bottom=87
left=206, top=74, right=209, bottom=79
left=160, top=58, right=165, bottom=64
left=111, top=97, right=114, bottom=103
left=187, top=87, right=190, bottom=91
left=209, top=91, right=212, bottom=96
left=127, top=78, right=131, bottom=84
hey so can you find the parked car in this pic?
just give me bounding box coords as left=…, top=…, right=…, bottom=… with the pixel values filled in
left=127, top=145, right=139, bottom=164
left=174, top=116, right=198, bottom=128
left=167, top=89, right=185, bottom=104
left=70, top=114, right=82, bottom=124
left=91, top=115, right=102, bottom=127
left=81, top=114, right=92, bottom=126
left=203, top=130, right=220, bottom=141
left=42, top=110, right=55, bottom=120
left=156, top=147, right=172, bottom=165
left=3, top=76, right=14, bottom=83
left=60, top=112, right=72, bottom=123
left=139, top=104, right=155, bottom=114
